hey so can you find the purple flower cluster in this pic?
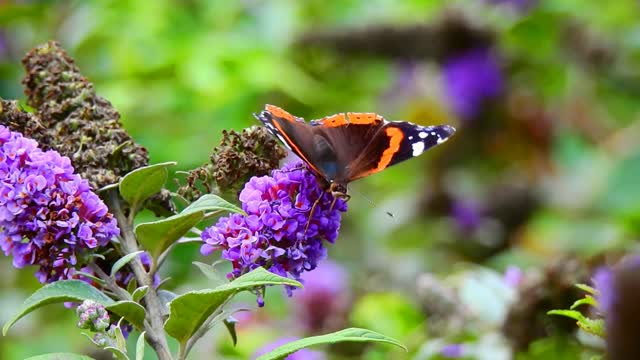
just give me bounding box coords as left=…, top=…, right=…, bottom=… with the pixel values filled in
left=440, top=344, right=464, bottom=358
left=201, top=161, right=347, bottom=303
left=443, top=47, right=503, bottom=120
left=293, top=260, right=351, bottom=333
left=486, top=0, right=537, bottom=12
left=593, top=267, right=613, bottom=315
left=0, top=125, right=119, bottom=283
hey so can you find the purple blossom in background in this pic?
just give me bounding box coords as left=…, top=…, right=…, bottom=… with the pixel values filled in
left=252, top=337, right=326, bottom=360
left=441, top=343, right=464, bottom=358
left=593, top=266, right=613, bottom=315
left=201, top=161, right=347, bottom=305
left=485, top=0, right=537, bottom=12
left=443, top=47, right=503, bottom=120
left=504, top=265, right=523, bottom=288
left=451, top=199, right=483, bottom=232
left=0, top=125, right=119, bottom=283
left=294, top=260, right=351, bottom=333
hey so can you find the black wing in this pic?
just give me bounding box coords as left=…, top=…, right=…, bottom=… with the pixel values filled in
left=344, top=121, right=456, bottom=182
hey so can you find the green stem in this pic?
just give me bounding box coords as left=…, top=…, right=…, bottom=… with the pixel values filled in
left=106, top=189, right=174, bottom=360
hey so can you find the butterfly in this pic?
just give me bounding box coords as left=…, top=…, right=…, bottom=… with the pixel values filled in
left=254, top=104, right=456, bottom=200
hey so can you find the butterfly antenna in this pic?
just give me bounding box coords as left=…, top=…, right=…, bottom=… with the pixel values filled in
left=348, top=186, right=395, bottom=218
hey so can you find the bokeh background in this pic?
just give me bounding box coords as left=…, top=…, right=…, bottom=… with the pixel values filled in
left=1, top=0, right=640, bottom=359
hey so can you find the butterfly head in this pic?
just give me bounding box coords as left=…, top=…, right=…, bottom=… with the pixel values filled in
left=329, top=182, right=350, bottom=202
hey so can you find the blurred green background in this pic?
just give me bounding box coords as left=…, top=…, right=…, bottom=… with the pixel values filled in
left=2, top=0, right=640, bottom=359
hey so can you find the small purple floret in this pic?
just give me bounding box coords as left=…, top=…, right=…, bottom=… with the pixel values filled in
left=593, top=266, right=614, bottom=315
left=201, top=161, right=347, bottom=304
left=441, top=343, right=464, bottom=358
left=443, top=47, right=503, bottom=120
left=0, top=126, right=119, bottom=283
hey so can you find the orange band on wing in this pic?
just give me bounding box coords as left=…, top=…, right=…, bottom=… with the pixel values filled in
left=316, top=112, right=383, bottom=127
left=346, top=112, right=384, bottom=125
left=265, top=104, right=297, bottom=122
left=318, top=114, right=348, bottom=127
left=359, top=127, right=404, bottom=178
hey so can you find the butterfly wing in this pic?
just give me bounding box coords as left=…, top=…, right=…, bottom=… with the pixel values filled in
left=310, top=112, right=386, bottom=180
left=255, top=106, right=386, bottom=182
left=256, top=105, right=455, bottom=185
left=344, top=121, right=456, bottom=181
left=254, top=105, right=327, bottom=176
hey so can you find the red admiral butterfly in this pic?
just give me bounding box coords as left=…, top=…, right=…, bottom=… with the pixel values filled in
left=254, top=104, right=456, bottom=199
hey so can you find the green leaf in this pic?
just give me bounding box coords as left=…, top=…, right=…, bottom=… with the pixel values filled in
left=126, top=277, right=138, bottom=294
left=192, top=261, right=227, bottom=286
left=570, top=295, right=597, bottom=310
left=183, top=194, right=244, bottom=215
left=104, top=347, right=129, bottom=360
left=119, top=162, right=176, bottom=209
left=111, top=251, right=145, bottom=276
left=136, top=331, right=146, bottom=360
left=223, top=317, right=239, bottom=346
left=136, top=211, right=202, bottom=258
left=547, top=309, right=586, bottom=322
left=164, top=267, right=301, bottom=343
left=576, top=284, right=597, bottom=294
left=132, top=286, right=149, bottom=302
left=135, top=194, right=244, bottom=258
left=3, top=280, right=114, bottom=335
left=577, top=317, right=605, bottom=337
left=114, top=318, right=128, bottom=352
left=255, top=328, right=406, bottom=360
left=105, top=301, right=146, bottom=329
left=25, top=354, right=96, bottom=360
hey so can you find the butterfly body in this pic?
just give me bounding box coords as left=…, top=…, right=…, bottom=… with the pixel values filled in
left=254, top=104, right=455, bottom=198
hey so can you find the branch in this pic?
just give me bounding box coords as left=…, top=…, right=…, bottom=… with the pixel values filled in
left=106, top=189, right=174, bottom=360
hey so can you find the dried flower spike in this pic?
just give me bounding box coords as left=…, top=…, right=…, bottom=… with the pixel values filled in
left=21, top=41, right=149, bottom=189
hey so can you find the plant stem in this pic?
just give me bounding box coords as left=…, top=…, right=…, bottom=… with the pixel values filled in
left=106, top=190, right=174, bottom=360
left=89, top=262, right=131, bottom=301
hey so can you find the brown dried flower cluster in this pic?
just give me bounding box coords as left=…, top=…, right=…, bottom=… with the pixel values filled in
left=177, top=126, right=286, bottom=201
left=18, top=41, right=149, bottom=189
left=0, top=41, right=173, bottom=215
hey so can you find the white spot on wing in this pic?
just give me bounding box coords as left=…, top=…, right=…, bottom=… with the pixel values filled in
left=412, top=142, right=425, bottom=156
left=408, top=136, right=413, bottom=140
left=418, top=132, right=427, bottom=139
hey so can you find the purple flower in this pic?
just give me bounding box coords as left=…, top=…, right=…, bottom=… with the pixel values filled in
left=443, top=47, right=503, bottom=120
left=0, top=126, right=119, bottom=283
left=485, top=0, right=537, bottom=12
left=252, top=337, right=326, bottom=360
left=440, top=344, right=464, bottom=358
left=293, top=260, right=351, bottom=333
left=504, top=265, right=523, bottom=288
left=201, top=161, right=347, bottom=305
left=451, top=199, right=484, bottom=232
left=593, top=267, right=613, bottom=315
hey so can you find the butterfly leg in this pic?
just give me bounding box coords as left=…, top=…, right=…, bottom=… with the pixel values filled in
left=329, top=193, right=350, bottom=212
left=304, top=195, right=323, bottom=235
